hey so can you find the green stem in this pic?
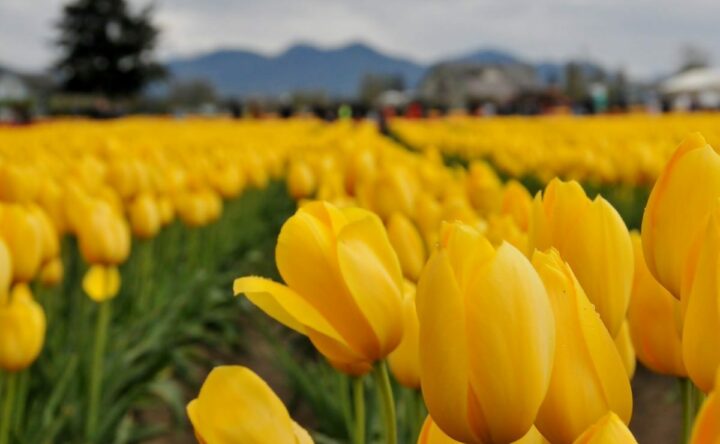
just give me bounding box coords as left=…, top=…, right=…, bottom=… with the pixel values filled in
left=85, top=300, right=112, bottom=442
left=0, top=372, right=17, bottom=444
left=338, top=374, right=353, bottom=443
left=373, top=362, right=397, bottom=444
left=353, top=377, right=366, bottom=444
left=680, top=378, right=700, bottom=444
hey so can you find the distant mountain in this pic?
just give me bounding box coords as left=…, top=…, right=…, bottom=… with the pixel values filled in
left=168, top=42, right=425, bottom=98
left=449, top=48, right=521, bottom=65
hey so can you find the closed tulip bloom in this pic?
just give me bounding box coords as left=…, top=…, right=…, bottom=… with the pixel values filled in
left=500, top=180, right=533, bottom=231
left=388, top=282, right=420, bottom=389
left=0, top=284, right=46, bottom=372
left=529, top=178, right=633, bottom=336
left=690, top=369, right=720, bottom=444
left=39, top=257, right=63, bottom=287
left=387, top=212, right=427, bottom=281
left=187, top=366, right=313, bottom=444
left=627, top=233, right=686, bottom=377
left=417, top=416, right=548, bottom=444
left=642, top=133, right=720, bottom=299
left=417, top=222, right=554, bottom=443
left=77, top=200, right=131, bottom=266
left=83, top=265, right=121, bottom=303
left=287, top=161, right=317, bottom=200
left=682, top=203, right=720, bottom=393
left=466, top=161, right=502, bottom=215
left=129, top=193, right=161, bottom=239
left=235, top=201, right=404, bottom=375
left=0, top=203, right=43, bottom=283
left=572, top=412, right=638, bottom=444
left=614, top=320, right=636, bottom=379
left=532, top=249, right=632, bottom=444
left=27, top=203, right=60, bottom=264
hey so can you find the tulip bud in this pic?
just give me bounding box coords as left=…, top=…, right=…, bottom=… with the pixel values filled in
left=387, top=213, right=427, bottom=282
left=388, top=282, right=420, bottom=389
left=417, top=222, right=554, bottom=443
left=0, top=284, right=46, bottom=372
left=529, top=178, right=633, bottom=336
left=682, top=202, right=720, bottom=392
left=532, top=249, right=632, bottom=444
left=572, top=412, right=638, bottom=444
left=690, top=369, right=720, bottom=444
left=287, top=161, right=316, bottom=200
left=129, top=193, right=161, bottom=239
left=627, top=233, right=686, bottom=377
left=82, top=265, right=121, bottom=303
left=235, top=202, right=404, bottom=375
left=417, top=415, right=548, bottom=444
left=0, top=203, right=43, bottom=283
left=187, top=366, right=313, bottom=444
left=77, top=200, right=131, bottom=266
left=641, top=133, right=720, bottom=299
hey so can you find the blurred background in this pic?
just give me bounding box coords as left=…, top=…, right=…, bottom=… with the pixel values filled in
left=1, top=0, right=720, bottom=122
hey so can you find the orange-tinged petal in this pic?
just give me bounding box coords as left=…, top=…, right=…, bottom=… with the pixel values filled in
left=572, top=412, right=638, bottom=444
left=465, top=243, right=555, bottom=443
left=388, top=282, right=421, bottom=388
left=418, top=415, right=548, bottom=444
left=615, top=320, right=636, bottom=380
left=690, top=370, right=720, bottom=444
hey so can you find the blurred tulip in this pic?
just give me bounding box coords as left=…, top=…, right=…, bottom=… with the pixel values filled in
left=187, top=366, right=313, bottom=444
left=129, top=193, right=161, bottom=239
left=287, top=161, right=316, bottom=200
left=417, top=416, right=548, bottom=444
left=466, top=161, right=502, bottom=215
left=615, top=320, right=636, bottom=379
left=235, top=201, right=404, bottom=375
left=82, top=265, right=121, bottom=303
left=27, top=203, right=60, bottom=264
left=39, top=257, right=63, bottom=287
left=388, top=282, right=420, bottom=389
left=0, top=163, right=40, bottom=203
left=682, top=202, right=720, bottom=393
left=572, top=412, right=638, bottom=444
left=627, top=233, right=686, bottom=377
left=0, top=238, right=11, bottom=300
left=532, top=249, right=632, bottom=444
left=0, top=284, right=46, bottom=372
left=387, top=212, right=427, bottom=281
left=529, top=178, right=633, bottom=336
left=500, top=180, right=532, bottom=231
left=76, top=200, right=131, bottom=266
left=642, top=133, right=720, bottom=299
left=690, top=369, right=720, bottom=444
left=417, top=222, right=554, bottom=443
left=0, top=203, right=43, bottom=283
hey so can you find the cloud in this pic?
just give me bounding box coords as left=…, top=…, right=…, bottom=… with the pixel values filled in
left=1, top=0, right=719, bottom=78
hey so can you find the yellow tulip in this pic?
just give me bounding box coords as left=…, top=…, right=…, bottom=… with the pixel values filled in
left=129, top=193, right=161, bottom=239
left=82, top=265, right=121, bottom=303
left=642, top=133, right=720, bottom=299
left=235, top=201, right=404, bottom=375
left=0, top=163, right=40, bottom=203
left=417, top=222, right=554, bottom=443
left=0, top=203, right=43, bottom=283
left=529, top=178, right=633, bottom=336
left=682, top=202, right=720, bottom=392
left=572, top=412, right=638, bottom=444
left=76, top=200, right=131, bottom=266
left=627, top=233, right=686, bottom=377
left=532, top=249, right=632, bottom=444
left=614, top=320, right=636, bottom=380
left=690, top=369, right=720, bottom=444
left=27, top=203, right=60, bottom=264
left=500, top=180, right=532, bottom=231
left=187, top=366, right=313, bottom=444
left=388, top=282, right=420, bottom=389
left=387, top=212, right=427, bottom=281
left=0, top=284, right=46, bottom=372
left=287, top=161, right=317, bottom=200
left=39, top=257, right=63, bottom=287
left=466, top=161, right=502, bottom=215
left=417, top=416, right=548, bottom=444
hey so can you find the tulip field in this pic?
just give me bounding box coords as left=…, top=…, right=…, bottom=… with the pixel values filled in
left=0, top=114, right=719, bottom=444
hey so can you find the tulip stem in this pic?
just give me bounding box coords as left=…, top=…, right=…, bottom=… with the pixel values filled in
left=680, top=378, right=702, bottom=444
left=374, top=361, right=397, bottom=444
left=0, top=372, right=16, bottom=444
left=86, top=300, right=112, bottom=442
left=353, top=377, right=366, bottom=444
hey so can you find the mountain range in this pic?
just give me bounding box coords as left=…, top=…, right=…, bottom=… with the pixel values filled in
left=167, top=42, right=588, bottom=98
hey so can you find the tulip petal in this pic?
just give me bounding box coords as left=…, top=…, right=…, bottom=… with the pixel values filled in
left=336, top=213, right=404, bottom=358
left=416, top=250, right=476, bottom=443
left=234, top=276, right=344, bottom=345
left=572, top=412, right=638, bottom=444
left=466, top=243, right=555, bottom=443
left=82, top=265, right=120, bottom=302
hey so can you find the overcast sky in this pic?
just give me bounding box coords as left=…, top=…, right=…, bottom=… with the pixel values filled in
left=1, top=0, right=719, bottom=79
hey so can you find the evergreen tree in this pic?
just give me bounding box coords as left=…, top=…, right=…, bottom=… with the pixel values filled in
left=55, top=0, right=165, bottom=98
